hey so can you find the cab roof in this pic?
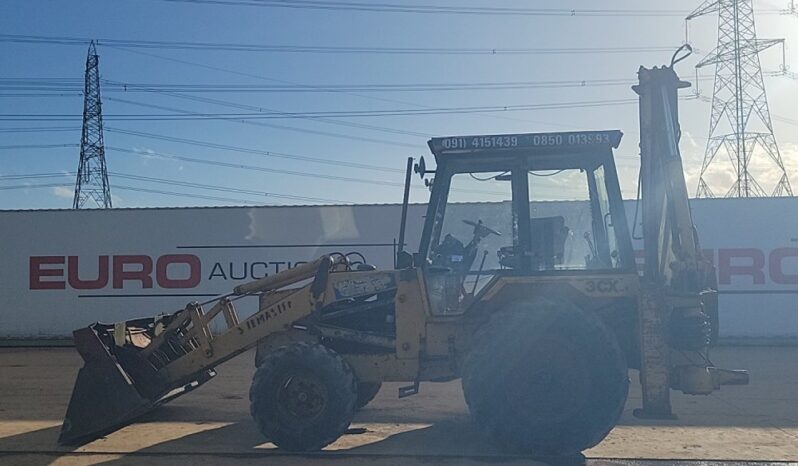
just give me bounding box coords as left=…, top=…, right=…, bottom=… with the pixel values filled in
left=427, top=130, right=623, bottom=159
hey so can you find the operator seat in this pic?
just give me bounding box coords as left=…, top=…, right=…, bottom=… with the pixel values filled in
left=529, top=216, right=569, bottom=269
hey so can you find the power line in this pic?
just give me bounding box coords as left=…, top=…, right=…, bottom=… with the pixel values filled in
left=0, top=77, right=82, bottom=82
left=0, top=180, right=264, bottom=204
left=0, top=34, right=687, bottom=55
left=0, top=172, right=72, bottom=180
left=100, top=44, right=656, bottom=131
left=61, top=43, right=798, bottom=131
left=106, top=145, right=414, bottom=188
left=0, top=43, right=718, bottom=138
left=121, top=89, right=431, bottom=137
left=0, top=182, right=71, bottom=190
left=97, top=77, right=674, bottom=93
left=773, top=115, right=798, bottom=127
left=160, top=0, right=782, bottom=17
left=105, top=145, right=509, bottom=196
left=113, top=184, right=263, bottom=204
left=105, top=44, right=794, bottom=138
left=0, top=171, right=348, bottom=204
left=0, top=76, right=681, bottom=94
left=0, top=126, right=81, bottom=133
left=0, top=143, right=79, bottom=149
left=99, top=91, right=432, bottom=163
left=0, top=93, right=82, bottom=98
left=0, top=98, right=639, bottom=121
left=104, top=96, right=424, bottom=148
left=100, top=94, right=653, bottom=167
left=104, top=45, right=521, bottom=114
left=104, top=127, right=403, bottom=173
left=108, top=172, right=348, bottom=203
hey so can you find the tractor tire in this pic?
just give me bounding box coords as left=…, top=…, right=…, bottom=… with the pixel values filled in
left=249, top=342, right=357, bottom=451
left=461, top=298, right=629, bottom=455
left=355, top=382, right=382, bottom=409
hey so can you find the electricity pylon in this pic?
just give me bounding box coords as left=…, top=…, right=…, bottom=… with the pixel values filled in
left=688, top=0, right=793, bottom=197
left=73, top=41, right=112, bottom=209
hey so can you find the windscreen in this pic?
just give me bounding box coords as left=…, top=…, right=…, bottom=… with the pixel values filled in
left=527, top=169, right=592, bottom=270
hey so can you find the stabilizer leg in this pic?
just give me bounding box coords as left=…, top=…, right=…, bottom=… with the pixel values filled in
left=634, top=286, right=677, bottom=420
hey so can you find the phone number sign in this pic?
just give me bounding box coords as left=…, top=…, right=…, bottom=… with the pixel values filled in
left=429, top=130, right=623, bottom=154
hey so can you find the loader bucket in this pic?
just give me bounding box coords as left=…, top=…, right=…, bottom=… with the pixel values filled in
left=58, top=325, right=156, bottom=445
left=60, top=321, right=217, bottom=445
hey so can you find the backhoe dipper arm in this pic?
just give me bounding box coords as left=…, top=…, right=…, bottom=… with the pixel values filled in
left=632, top=53, right=747, bottom=420
left=634, top=62, right=701, bottom=289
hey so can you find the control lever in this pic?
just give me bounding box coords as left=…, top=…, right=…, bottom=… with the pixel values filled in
left=471, top=250, right=489, bottom=295
left=584, top=232, right=599, bottom=267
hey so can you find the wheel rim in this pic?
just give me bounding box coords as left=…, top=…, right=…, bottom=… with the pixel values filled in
left=277, top=371, right=328, bottom=422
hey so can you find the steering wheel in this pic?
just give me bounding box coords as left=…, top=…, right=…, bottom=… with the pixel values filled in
left=462, top=219, right=501, bottom=237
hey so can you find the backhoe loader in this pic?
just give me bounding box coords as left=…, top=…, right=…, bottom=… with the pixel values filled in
left=59, top=48, right=747, bottom=455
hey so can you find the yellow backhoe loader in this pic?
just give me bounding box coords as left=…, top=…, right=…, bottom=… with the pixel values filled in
left=59, top=47, right=747, bottom=455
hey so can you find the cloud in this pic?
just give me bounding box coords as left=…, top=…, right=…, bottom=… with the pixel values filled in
left=131, top=146, right=156, bottom=156
left=52, top=186, right=73, bottom=199
left=131, top=146, right=158, bottom=166
left=689, top=138, right=798, bottom=196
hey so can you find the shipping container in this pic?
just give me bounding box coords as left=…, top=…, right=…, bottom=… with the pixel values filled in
left=1, top=197, right=796, bottom=343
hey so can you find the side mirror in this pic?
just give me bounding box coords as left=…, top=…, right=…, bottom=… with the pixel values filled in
left=413, top=156, right=426, bottom=180
left=396, top=251, right=413, bottom=269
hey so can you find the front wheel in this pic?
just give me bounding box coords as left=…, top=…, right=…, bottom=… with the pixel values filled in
left=461, top=299, right=629, bottom=455
left=356, top=382, right=382, bottom=409
left=249, top=342, right=357, bottom=451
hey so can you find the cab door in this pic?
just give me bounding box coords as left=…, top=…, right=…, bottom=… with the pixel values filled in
left=418, top=161, right=519, bottom=316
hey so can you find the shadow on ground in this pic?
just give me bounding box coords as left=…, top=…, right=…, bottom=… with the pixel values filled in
left=0, top=425, right=72, bottom=466
left=88, top=420, right=588, bottom=466
left=1, top=347, right=797, bottom=465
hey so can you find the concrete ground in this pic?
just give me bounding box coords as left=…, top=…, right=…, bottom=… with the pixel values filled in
left=0, top=346, right=797, bottom=466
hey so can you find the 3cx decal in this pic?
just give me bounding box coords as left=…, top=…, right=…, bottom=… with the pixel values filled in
left=581, top=278, right=628, bottom=294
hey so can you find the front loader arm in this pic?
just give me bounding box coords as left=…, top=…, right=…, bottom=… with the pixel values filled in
left=154, top=255, right=332, bottom=384
left=60, top=255, right=333, bottom=445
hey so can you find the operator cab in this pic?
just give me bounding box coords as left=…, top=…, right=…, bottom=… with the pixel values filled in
left=417, top=130, right=635, bottom=315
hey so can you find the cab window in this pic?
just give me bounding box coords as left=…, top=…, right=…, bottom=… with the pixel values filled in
left=427, top=171, right=513, bottom=315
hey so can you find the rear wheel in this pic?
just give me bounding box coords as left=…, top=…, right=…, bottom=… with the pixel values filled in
left=249, top=342, right=357, bottom=451
left=461, top=299, right=629, bottom=455
left=355, top=382, right=382, bottom=409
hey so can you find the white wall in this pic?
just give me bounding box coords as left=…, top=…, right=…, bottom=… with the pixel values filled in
left=1, top=197, right=796, bottom=340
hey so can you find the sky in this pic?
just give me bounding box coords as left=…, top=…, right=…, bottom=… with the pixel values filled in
left=1, top=0, right=797, bottom=209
